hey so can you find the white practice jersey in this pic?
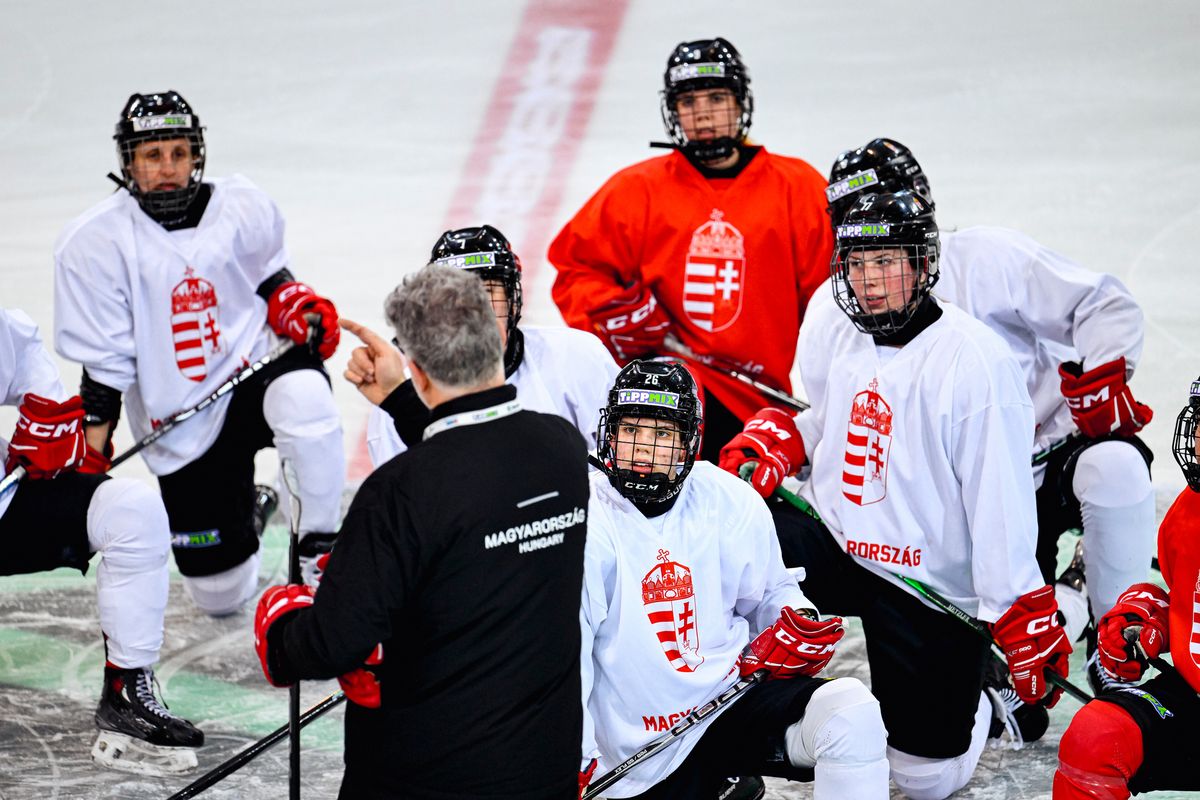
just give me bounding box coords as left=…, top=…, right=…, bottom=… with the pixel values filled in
left=1, top=308, right=68, bottom=518
left=54, top=176, right=289, bottom=475
left=581, top=461, right=812, bottom=797
left=367, top=325, right=618, bottom=466
left=795, top=289, right=1042, bottom=622
left=935, top=227, right=1144, bottom=455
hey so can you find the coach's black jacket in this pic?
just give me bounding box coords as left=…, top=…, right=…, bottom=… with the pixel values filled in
left=269, top=384, right=588, bottom=800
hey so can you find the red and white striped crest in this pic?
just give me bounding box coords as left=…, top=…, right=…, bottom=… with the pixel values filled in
left=1191, top=574, right=1200, bottom=672
left=843, top=379, right=893, bottom=506
left=170, top=268, right=222, bottom=382
left=642, top=549, right=704, bottom=673
left=682, top=209, right=745, bottom=333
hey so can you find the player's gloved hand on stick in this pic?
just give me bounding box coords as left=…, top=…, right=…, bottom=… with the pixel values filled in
left=338, top=643, right=384, bottom=708
left=1097, top=582, right=1170, bottom=682
left=586, top=284, right=671, bottom=363
left=267, top=281, right=340, bottom=360
left=5, top=393, right=86, bottom=480
left=738, top=607, right=844, bottom=679
left=719, top=407, right=805, bottom=497
left=578, top=757, right=597, bottom=799
left=253, top=583, right=315, bottom=687
left=1058, top=357, right=1153, bottom=438
left=989, top=585, right=1072, bottom=707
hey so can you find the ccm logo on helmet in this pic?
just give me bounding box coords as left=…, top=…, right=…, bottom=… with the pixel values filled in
left=18, top=419, right=81, bottom=438
left=1025, top=613, right=1059, bottom=636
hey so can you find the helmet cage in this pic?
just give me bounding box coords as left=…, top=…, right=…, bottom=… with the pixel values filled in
left=660, top=39, right=753, bottom=162
left=596, top=363, right=702, bottom=504
left=114, top=93, right=206, bottom=220
left=1172, top=378, right=1200, bottom=492
left=831, top=214, right=940, bottom=336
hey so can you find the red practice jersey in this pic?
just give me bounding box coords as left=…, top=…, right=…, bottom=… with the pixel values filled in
left=1157, top=487, right=1200, bottom=693
left=549, top=147, right=833, bottom=422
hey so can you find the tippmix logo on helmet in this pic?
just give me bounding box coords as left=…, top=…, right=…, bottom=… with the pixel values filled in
left=831, top=190, right=940, bottom=337
left=825, top=138, right=933, bottom=227
left=429, top=225, right=524, bottom=340
left=1172, top=375, right=1200, bottom=492
left=659, top=37, right=753, bottom=162
left=597, top=360, right=703, bottom=504
left=113, top=90, right=206, bottom=222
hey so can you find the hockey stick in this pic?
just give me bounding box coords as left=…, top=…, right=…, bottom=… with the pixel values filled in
left=764, top=477, right=1092, bottom=705
left=582, top=670, right=768, bottom=800
left=280, top=460, right=304, bottom=800
left=109, top=338, right=298, bottom=470
left=663, top=335, right=809, bottom=412
left=1030, top=431, right=1082, bottom=468
left=163, top=690, right=346, bottom=800
left=0, top=465, right=26, bottom=498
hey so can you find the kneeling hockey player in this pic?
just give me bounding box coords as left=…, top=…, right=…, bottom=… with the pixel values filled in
left=721, top=191, right=1069, bottom=799
left=0, top=307, right=201, bottom=774
left=580, top=359, right=889, bottom=799
left=1053, top=374, right=1200, bottom=798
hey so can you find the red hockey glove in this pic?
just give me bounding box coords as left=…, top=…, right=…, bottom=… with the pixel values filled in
left=78, top=441, right=113, bottom=475
left=1098, top=582, right=1170, bottom=682
left=338, top=643, right=384, bottom=708
left=738, top=607, right=844, bottom=680
left=586, top=285, right=671, bottom=363
left=5, top=394, right=85, bottom=480
left=990, top=585, right=1072, bottom=707
left=253, top=584, right=315, bottom=687
left=267, top=281, right=340, bottom=360
left=578, top=758, right=597, bottom=799
left=719, top=408, right=806, bottom=498
left=1059, top=358, right=1153, bottom=438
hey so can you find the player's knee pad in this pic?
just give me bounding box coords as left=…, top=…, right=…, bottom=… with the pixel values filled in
left=87, top=479, right=170, bottom=573
left=784, top=678, right=886, bottom=769
left=1054, top=701, right=1142, bottom=800
left=1072, top=440, right=1152, bottom=508
left=262, top=369, right=340, bottom=439
left=183, top=551, right=261, bottom=616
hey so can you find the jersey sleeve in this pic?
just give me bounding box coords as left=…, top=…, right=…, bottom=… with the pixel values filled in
left=561, top=331, right=620, bottom=450
left=999, top=229, right=1144, bottom=372
left=790, top=163, right=836, bottom=309
left=226, top=177, right=291, bottom=289
left=1158, top=490, right=1200, bottom=693
left=549, top=169, right=650, bottom=331
left=1, top=309, right=66, bottom=405
left=793, top=284, right=837, bottom=453
left=53, top=232, right=138, bottom=392
left=579, top=508, right=617, bottom=766
left=951, top=340, right=1044, bottom=622
left=279, top=472, right=414, bottom=679
left=729, top=479, right=813, bottom=633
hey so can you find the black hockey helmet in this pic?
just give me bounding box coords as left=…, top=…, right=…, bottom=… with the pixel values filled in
left=597, top=359, right=703, bottom=505
left=428, top=225, right=523, bottom=342
left=1172, top=376, right=1200, bottom=492
left=825, top=138, right=933, bottom=226
left=114, top=90, right=206, bottom=221
left=660, top=37, right=753, bottom=162
left=831, top=190, right=940, bottom=336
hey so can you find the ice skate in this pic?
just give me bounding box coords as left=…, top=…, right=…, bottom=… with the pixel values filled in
left=92, top=665, right=203, bottom=776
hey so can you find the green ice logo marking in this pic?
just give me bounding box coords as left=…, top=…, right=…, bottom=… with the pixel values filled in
left=617, top=389, right=680, bottom=409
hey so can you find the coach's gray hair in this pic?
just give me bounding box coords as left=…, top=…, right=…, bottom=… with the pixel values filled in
left=384, top=265, right=503, bottom=389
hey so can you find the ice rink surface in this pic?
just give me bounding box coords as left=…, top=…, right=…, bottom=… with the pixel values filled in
left=1, top=0, right=1198, bottom=797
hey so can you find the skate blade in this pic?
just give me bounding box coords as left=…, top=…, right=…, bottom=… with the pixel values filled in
left=91, top=729, right=199, bottom=776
